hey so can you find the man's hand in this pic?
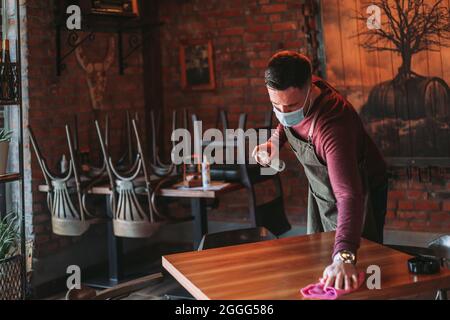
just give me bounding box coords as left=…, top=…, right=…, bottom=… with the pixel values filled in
left=252, top=141, right=278, bottom=166
left=321, top=260, right=359, bottom=290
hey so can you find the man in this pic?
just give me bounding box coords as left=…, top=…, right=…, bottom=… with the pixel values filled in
left=253, top=51, right=388, bottom=291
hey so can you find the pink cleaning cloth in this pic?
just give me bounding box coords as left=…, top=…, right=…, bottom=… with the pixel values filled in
left=300, top=272, right=366, bottom=300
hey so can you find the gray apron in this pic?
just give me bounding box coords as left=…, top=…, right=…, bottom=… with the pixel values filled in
left=283, top=106, right=384, bottom=244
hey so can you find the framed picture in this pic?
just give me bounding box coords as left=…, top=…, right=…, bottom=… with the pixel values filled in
left=89, top=0, right=139, bottom=17
left=179, top=40, right=216, bottom=90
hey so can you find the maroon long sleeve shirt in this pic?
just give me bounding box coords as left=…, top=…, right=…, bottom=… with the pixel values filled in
left=270, top=76, right=387, bottom=257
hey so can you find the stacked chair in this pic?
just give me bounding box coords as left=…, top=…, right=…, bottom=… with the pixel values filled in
left=94, top=111, right=192, bottom=239
left=28, top=121, right=108, bottom=236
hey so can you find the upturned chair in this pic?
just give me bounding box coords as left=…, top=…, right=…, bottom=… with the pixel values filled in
left=28, top=125, right=106, bottom=236
left=387, top=234, right=450, bottom=300
left=94, top=117, right=191, bottom=238
left=197, top=227, right=275, bottom=251
left=148, top=109, right=189, bottom=176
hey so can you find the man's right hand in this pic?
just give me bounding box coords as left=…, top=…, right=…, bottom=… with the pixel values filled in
left=251, top=141, right=279, bottom=166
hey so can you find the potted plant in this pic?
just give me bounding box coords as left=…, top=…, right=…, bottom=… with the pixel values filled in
left=0, top=211, right=23, bottom=300
left=0, top=129, right=12, bottom=175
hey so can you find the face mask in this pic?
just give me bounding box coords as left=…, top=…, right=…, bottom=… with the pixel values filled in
left=272, top=85, right=311, bottom=127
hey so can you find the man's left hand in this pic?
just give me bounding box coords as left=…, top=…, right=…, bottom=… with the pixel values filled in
left=321, top=260, right=359, bottom=290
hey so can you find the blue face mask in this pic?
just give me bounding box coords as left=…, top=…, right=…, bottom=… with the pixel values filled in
left=272, top=85, right=311, bottom=127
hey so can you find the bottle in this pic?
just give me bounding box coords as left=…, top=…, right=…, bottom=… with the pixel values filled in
left=202, top=155, right=210, bottom=189
left=60, top=154, right=68, bottom=174
left=1, top=39, right=14, bottom=101
left=0, top=37, right=3, bottom=100
left=256, top=150, right=286, bottom=172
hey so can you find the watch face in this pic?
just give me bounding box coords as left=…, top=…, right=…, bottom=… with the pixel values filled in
left=340, top=251, right=355, bottom=262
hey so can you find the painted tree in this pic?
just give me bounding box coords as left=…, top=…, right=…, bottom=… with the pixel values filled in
left=357, top=0, right=450, bottom=78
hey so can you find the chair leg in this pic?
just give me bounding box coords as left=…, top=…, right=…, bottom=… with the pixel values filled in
left=436, top=289, right=448, bottom=300
left=163, top=294, right=195, bottom=300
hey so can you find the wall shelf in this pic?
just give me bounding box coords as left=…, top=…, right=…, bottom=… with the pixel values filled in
left=0, top=172, right=21, bottom=183
left=0, top=0, right=27, bottom=300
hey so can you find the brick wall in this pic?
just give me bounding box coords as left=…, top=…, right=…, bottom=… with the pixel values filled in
left=158, top=0, right=309, bottom=224
left=158, top=0, right=450, bottom=232
left=386, top=169, right=450, bottom=232
left=24, top=0, right=145, bottom=258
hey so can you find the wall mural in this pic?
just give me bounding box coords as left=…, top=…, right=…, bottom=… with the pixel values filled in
left=321, top=0, right=450, bottom=162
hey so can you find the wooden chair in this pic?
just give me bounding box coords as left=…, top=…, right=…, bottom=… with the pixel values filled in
left=429, top=235, right=450, bottom=300
left=197, top=227, right=275, bottom=251
left=66, top=272, right=164, bottom=300
left=28, top=125, right=106, bottom=236
left=238, top=137, right=291, bottom=237
left=386, top=234, right=449, bottom=300
left=94, top=119, right=191, bottom=238
left=148, top=109, right=188, bottom=177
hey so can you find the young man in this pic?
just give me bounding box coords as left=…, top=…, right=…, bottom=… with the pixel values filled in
left=253, top=51, right=388, bottom=290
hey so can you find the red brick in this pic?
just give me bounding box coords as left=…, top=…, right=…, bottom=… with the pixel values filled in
left=429, top=212, right=450, bottom=222
left=221, top=27, right=245, bottom=36
left=443, top=200, right=450, bottom=211
left=250, top=59, right=268, bottom=69
left=250, top=77, right=265, bottom=86
left=269, top=14, right=282, bottom=22
left=272, top=22, right=298, bottom=32
left=386, top=220, right=409, bottom=229
left=414, top=200, right=440, bottom=211
left=247, top=24, right=272, bottom=33
left=285, top=40, right=303, bottom=49
left=33, top=213, right=50, bottom=224
left=388, top=190, right=406, bottom=200
left=387, top=200, right=397, bottom=209
left=397, top=211, right=428, bottom=220
left=398, top=200, right=414, bottom=210
left=221, top=9, right=242, bottom=17
left=386, top=210, right=396, bottom=219
left=261, top=4, right=288, bottom=13
left=408, top=221, right=428, bottom=231
left=243, top=33, right=261, bottom=43
left=224, top=78, right=249, bottom=87
left=407, top=190, right=427, bottom=200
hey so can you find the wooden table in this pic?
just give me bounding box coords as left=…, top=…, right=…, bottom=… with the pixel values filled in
left=162, top=231, right=450, bottom=300
left=158, top=181, right=244, bottom=249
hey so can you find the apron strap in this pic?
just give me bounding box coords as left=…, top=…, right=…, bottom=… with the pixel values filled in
left=307, top=107, right=321, bottom=144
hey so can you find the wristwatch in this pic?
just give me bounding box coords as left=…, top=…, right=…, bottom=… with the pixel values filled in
left=334, top=250, right=357, bottom=265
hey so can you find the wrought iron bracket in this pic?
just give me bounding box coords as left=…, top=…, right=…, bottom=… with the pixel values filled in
left=56, top=28, right=96, bottom=76
left=117, top=22, right=164, bottom=75
left=55, top=21, right=164, bottom=76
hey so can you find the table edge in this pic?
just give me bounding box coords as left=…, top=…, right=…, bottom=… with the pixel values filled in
left=162, top=256, right=209, bottom=300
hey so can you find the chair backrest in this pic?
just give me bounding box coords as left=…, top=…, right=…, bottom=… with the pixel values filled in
left=238, top=138, right=291, bottom=237
left=428, top=235, right=450, bottom=259
left=146, top=111, right=176, bottom=176
left=218, top=109, right=228, bottom=134
left=238, top=113, right=247, bottom=131
left=29, top=125, right=90, bottom=236
left=197, top=227, right=275, bottom=251
left=263, top=109, right=273, bottom=129
left=118, top=110, right=137, bottom=167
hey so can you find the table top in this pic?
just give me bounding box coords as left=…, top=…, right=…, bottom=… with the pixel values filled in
left=37, top=174, right=161, bottom=195
left=158, top=181, right=244, bottom=199
left=38, top=179, right=244, bottom=198
left=162, top=231, right=450, bottom=300
left=38, top=183, right=111, bottom=195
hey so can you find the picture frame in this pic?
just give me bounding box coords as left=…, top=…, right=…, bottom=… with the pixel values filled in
left=179, top=40, right=216, bottom=91
left=85, top=0, right=139, bottom=17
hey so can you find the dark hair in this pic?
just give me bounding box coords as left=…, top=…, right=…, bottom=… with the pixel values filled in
left=264, top=51, right=312, bottom=90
